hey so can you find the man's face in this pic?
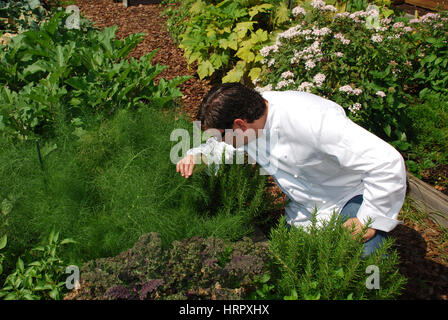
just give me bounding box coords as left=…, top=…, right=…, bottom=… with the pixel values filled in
left=219, top=100, right=269, bottom=147
left=219, top=123, right=261, bottom=148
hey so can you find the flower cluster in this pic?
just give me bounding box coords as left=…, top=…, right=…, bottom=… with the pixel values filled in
left=334, top=33, right=350, bottom=45
left=371, top=34, right=383, bottom=43
left=298, top=81, right=314, bottom=92
left=311, top=0, right=326, bottom=9
left=260, top=44, right=279, bottom=58
left=376, top=90, right=386, bottom=98
left=313, top=73, right=326, bottom=87
left=276, top=79, right=296, bottom=89
left=281, top=71, right=295, bottom=79
left=292, top=6, right=306, bottom=17
left=338, top=85, right=362, bottom=96
left=348, top=103, right=362, bottom=114
left=322, top=5, right=337, bottom=12
left=255, top=3, right=447, bottom=128
left=290, top=40, right=322, bottom=65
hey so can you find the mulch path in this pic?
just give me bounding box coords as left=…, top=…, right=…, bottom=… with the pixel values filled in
left=73, top=0, right=447, bottom=300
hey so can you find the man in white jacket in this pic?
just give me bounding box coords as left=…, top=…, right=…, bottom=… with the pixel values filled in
left=176, top=83, right=407, bottom=256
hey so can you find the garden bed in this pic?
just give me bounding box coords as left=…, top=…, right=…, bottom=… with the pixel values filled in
left=0, top=0, right=446, bottom=300
left=70, top=0, right=448, bottom=300
left=74, top=0, right=211, bottom=120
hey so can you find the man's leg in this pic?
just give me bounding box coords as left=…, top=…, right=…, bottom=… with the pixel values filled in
left=340, top=195, right=388, bottom=257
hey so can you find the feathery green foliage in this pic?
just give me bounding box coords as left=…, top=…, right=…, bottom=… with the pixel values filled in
left=0, top=107, right=279, bottom=279
left=268, top=214, right=406, bottom=299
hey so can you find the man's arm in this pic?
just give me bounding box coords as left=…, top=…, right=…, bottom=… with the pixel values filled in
left=176, top=137, right=239, bottom=178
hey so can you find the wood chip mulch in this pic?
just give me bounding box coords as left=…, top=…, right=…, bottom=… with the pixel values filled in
left=74, top=0, right=211, bottom=121
left=73, top=0, right=447, bottom=300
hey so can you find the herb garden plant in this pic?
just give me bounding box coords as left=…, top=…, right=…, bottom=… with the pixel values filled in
left=267, top=215, right=406, bottom=300
left=164, top=0, right=291, bottom=83
left=255, top=2, right=448, bottom=189
left=0, top=12, right=188, bottom=140
left=0, top=0, right=429, bottom=300
left=255, top=1, right=420, bottom=141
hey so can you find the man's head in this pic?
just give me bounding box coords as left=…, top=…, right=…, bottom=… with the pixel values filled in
left=198, top=83, right=268, bottom=139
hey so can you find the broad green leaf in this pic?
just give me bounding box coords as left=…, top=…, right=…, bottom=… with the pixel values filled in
left=3, top=293, right=17, bottom=300
left=189, top=0, right=206, bottom=15
left=23, top=293, right=36, bottom=300
left=49, top=288, right=59, bottom=300
left=29, top=261, right=42, bottom=267
left=236, top=45, right=255, bottom=62
left=48, top=229, right=55, bottom=244
left=197, top=60, right=215, bottom=79
left=218, top=32, right=238, bottom=51
left=210, top=53, right=223, bottom=69
left=233, top=22, right=255, bottom=40
left=23, top=61, right=47, bottom=77
left=0, top=235, right=7, bottom=250
left=248, top=4, right=273, bottom=18
left=222, top=61, right=245, bottom=83
left=251, top=29, right=268, bottom=44
left=187, top=51, right=203, bottom=65
left=273, top=2, right=289, bottom=27
left=261, top=273, right=270, bottom=283
left=65, top=77, right=89, bottom=91
left=248, top=67, right=261, bottom=81
left=304, top=292, right=321, bottom=300
left=206, top=28, right=216, bottom=39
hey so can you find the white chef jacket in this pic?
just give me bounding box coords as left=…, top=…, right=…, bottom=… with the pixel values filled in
left=186, top=90, right=407, bottom=232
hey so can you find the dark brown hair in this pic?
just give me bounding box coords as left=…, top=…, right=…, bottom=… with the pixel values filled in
left=197, top=83, right=266, bottom=130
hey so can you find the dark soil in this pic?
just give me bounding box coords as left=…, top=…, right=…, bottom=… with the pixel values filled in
left=420, top=164, right=448, bottom=195
left=393, top=2, right=436, bottom=16
left=73, top=0, right=448, bottom=300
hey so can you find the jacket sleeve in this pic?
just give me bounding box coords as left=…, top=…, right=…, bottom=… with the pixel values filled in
left=186, top=137, right=243, bottom=166
left=315, top=103, right=407, bottom=232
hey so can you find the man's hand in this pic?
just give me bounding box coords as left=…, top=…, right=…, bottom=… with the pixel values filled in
left=343, top=217, right=376, bottom=242
left=176, top=155, right=196, bottom=179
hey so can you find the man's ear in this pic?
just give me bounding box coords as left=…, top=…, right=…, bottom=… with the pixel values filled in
left=233, top=118, right=248, bottom=131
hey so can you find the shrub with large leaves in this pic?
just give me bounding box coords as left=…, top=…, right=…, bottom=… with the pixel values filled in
left=168, top=0, right=291, bottom=83
left=0, top=12, right=189, bottom=139
left=255, top=4, right=425, bottom=143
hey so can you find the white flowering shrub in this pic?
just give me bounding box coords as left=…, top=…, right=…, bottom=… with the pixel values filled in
left=255, top=4, right=448, bottom=143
